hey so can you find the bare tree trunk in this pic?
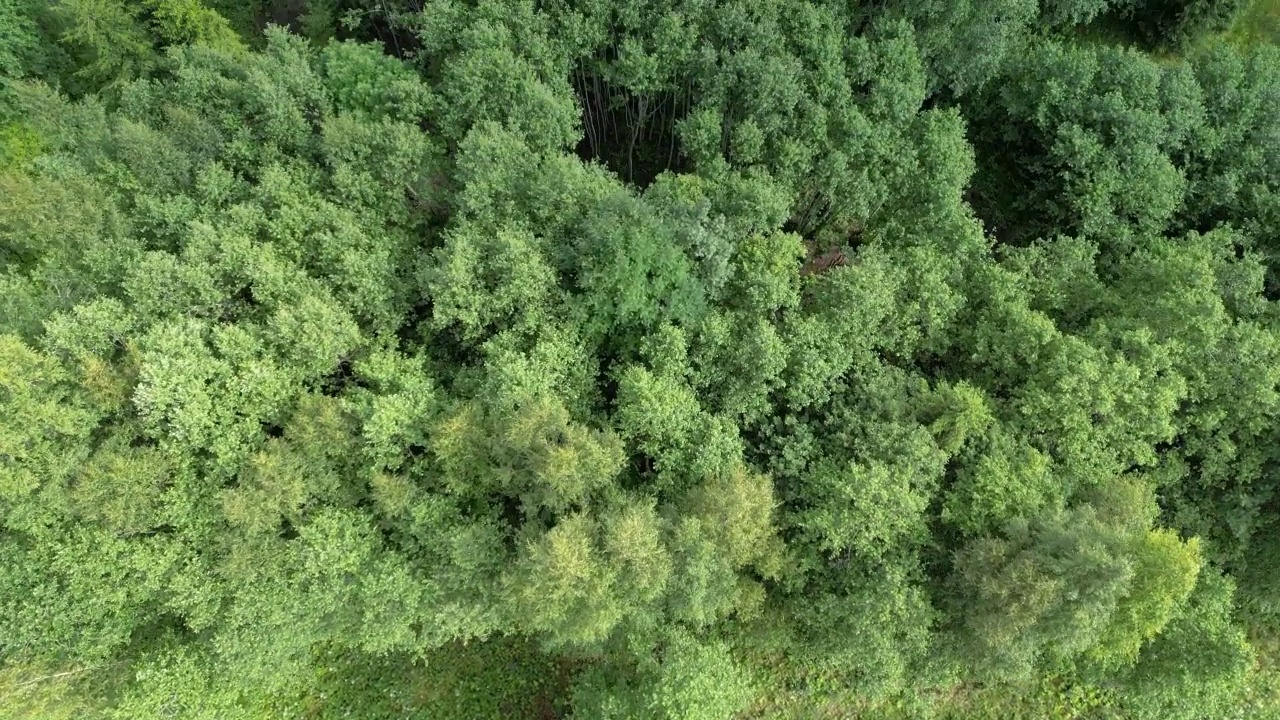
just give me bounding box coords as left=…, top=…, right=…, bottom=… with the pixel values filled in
left=577, top=68, right=598, bottom=155
left=627, top=94, right=647, bottom=181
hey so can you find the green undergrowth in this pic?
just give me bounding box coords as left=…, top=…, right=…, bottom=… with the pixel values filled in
left=299, top=638, right=568, bottom=720
left=1, top=638, right=568, bottom=720
left=1226, top=0, right=1280, bottom=43
left=5, top=642, right=1280, bottom=720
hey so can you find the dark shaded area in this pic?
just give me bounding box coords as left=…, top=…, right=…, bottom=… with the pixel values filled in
left=572, top=68, right=692, bottom=186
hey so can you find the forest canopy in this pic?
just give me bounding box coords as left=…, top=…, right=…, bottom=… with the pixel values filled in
left=1, top=1, right=1279, bottom=718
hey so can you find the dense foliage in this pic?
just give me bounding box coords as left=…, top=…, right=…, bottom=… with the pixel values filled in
left=1, top=1, right=1279, bottom=718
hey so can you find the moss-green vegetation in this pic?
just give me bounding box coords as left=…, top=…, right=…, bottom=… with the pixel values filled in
left=1, top=1, right=1279, bottom=718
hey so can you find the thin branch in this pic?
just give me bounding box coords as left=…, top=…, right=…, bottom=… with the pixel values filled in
left=15, top=667, right=97, bottom=688
left=379, top=1, right=403, bottom=57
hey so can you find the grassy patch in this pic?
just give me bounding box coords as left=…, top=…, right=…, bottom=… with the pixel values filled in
left=0, top=122, right=42, bottom=171
left=2, top=637, right=571, bottom=720
left=298, top=637, right=570, bottom=720
left=1224, top=0, right=1280, bottom=45
left=0, top=662, right=127, bottom=720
